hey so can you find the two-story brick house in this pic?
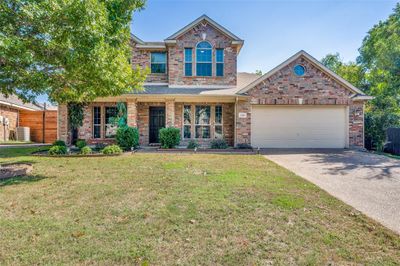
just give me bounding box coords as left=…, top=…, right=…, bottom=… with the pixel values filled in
left=58, top=15, right=372, bottom=148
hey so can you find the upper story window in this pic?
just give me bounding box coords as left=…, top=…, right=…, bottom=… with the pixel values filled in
left=184, top=48, right=192, bottom=76
left=151, top=52, right=166, bottom=74
left=196, top=41, right=212, bottom=77
left=216, top=49, right=224, bottom=77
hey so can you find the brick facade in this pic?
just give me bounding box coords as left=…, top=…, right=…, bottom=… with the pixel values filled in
left=168, top=23, right=237, bottom=86
left=56, top=17, right=368, bottom=149
left=0, top=104, right=18, bottom=141
left=236, top=56, right=365, bottom=148
left=349, top=102, right=364, bottom=147
left=137, top=102, right=165, bottom=145
left=131, top=43, right=168, bottom=84
left=174, top=102, right=235, bottom=147
left=235, top=100, right=251, bottom=146
left=58, top=104, right=69, bottom=143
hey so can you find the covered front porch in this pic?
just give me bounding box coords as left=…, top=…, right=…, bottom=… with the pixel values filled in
left=58, top=95, right=249, bottom=148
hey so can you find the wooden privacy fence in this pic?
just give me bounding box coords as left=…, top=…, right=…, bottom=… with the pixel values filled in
left=385, top=128, right=400, bottom=155
left=18, top=110, right=57, bottom=143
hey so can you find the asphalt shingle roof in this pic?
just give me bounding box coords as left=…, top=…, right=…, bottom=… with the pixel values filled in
left=132, top=72, right=260, bottom=96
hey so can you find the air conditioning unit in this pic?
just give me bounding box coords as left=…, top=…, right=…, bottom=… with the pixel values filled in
left=16, top=127, right=30, bottom=142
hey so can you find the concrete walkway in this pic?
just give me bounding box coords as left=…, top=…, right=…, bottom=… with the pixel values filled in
left=262, top=149, right=400, bottom=234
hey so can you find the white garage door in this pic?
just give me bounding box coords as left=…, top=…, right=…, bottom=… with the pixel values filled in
left=251, top=106, right=347, bottom=148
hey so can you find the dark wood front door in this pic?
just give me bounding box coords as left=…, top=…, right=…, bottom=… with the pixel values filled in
left=149, top=107, right=165, bottom=143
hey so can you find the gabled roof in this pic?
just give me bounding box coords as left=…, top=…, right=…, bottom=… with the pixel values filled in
left=131, top=73, right=259, bottom=96
left=130, top=34, right=166, bottom=49
left=130, top=34, right=145, bottom=44
left=237, top=50, right=367, bottom=96
left=165, top=14, right=244, bottom=43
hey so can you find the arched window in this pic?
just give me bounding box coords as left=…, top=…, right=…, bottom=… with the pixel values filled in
left=196, top=41, right=212, bottom=76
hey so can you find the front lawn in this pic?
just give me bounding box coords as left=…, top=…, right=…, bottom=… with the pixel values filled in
left=0, top=147, right=399, bottom=265
left=0, top=140, right=33, bottom=145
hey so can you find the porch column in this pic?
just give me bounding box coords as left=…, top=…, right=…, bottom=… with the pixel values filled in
left=58, top=103, right=69, bottom=143
left=165, top=99, right=175, bottom=127
left=127, top=99, right=138, bottom=127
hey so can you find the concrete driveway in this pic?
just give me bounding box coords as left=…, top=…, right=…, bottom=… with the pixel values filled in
left=262, top=149, right=400, bottom=234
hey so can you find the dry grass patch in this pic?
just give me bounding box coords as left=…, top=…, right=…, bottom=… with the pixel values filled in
left=0, top=147, right=399, bottom=265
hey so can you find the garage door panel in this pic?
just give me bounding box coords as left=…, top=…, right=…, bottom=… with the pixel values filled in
left=251, top=106, right=346, bottom=148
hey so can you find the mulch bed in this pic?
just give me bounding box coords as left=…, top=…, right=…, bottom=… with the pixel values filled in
left=0, top=163, right=33, bottom=180
left=144, top=148, right=257, bottom=155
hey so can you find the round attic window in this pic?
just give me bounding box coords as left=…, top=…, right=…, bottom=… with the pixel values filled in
left=293, top=64, right=306, bottom=76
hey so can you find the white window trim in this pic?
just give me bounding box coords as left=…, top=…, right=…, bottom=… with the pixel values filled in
left=216, top=49, right=224, bottom=77
left=92, top=106, right=102, bottom=139
left=195, top=105, right=211, bottom=139
left=214, top=105, right=223, bottom=139
left=183, top=104, right=192, bottom=139
left=195, top=41, right=213, bottom=77
left=104, top=106, right=118, bottom=139
left=150, top=52, right=167, bottom=74
left=184, top=48, right=193, bottom=77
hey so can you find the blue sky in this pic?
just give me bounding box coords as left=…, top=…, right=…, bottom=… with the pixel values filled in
left=131, top=0, right=397, bottom=73
left=38, top=0, right=397, bottom=103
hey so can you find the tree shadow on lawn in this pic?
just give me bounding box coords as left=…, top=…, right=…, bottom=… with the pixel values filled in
left=0, top=174, right=48, bottom=187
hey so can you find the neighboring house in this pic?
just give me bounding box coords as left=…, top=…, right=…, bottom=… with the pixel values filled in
left=0, top=94, right=57, bottom=143
left=58, top=15, right=372, bottom=148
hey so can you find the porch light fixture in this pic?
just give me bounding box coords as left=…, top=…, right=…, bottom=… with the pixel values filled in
left=201, top=32, right=207, bottom=40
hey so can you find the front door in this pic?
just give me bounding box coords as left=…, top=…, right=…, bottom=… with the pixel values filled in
left=149, top=106, right=165, bottom=144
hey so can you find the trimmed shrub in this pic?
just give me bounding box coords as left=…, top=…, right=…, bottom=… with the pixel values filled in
left=102, top=144, right=123, bottom=155
left=210, top=139, right=228, bottom=149
left=236, top=143, right=252, bottom=149
left=53, top=140, right=66, bottom=147
left=116, top=126, right=139, bottom=150
left=159, top=127, right=181, bottom=149
left=187, top=140, right=199, bottom=149
left=49, top=145, right=67, bottom=155
left=76, top=139, right=87, bottom=149
left=80, top=146, right=92, bottom=155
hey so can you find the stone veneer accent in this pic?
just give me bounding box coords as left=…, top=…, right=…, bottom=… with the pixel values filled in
left=236, top=56, right=365, bottom=148
left=0, top=104, right=18, bottom=141
left=168, top=23, right=237, bottom=86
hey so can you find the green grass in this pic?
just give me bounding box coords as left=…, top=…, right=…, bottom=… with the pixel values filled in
left=0, top=147, right=399, bottom=265
left=0, top=140, right=32, bottom=145
left=375, top=151, right=400, bottom=160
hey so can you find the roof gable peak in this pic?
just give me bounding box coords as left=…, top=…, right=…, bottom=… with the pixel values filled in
left=165, top=14, right=243, bottom=42
left=238, top=50, right=365, bottom=95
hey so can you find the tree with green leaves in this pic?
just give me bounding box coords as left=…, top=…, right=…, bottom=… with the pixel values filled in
left=0, top=0, right=147, bottom=104
left=358, top=3, right=400, bottom=149
left=321, top=53, right=366, bottom=90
